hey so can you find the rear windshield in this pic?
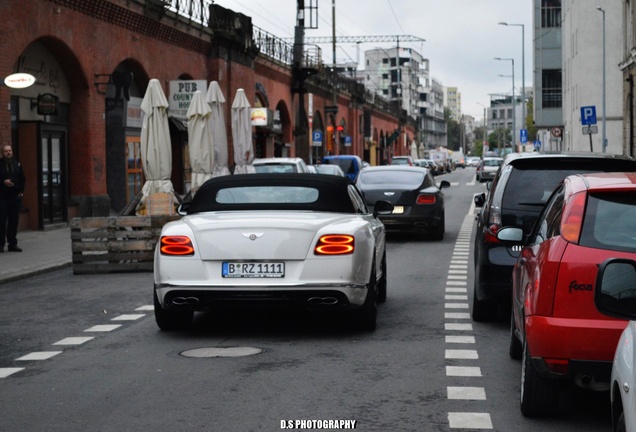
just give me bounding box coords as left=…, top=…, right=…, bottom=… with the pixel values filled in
left=502, top=160, right=636, bottom=210
left=217, top=186, right=319, bottom=204
left=580, top=192, right=636, bottom=252
left=254, top=164, right=298, bottom=173
left=325, top=158, right=356, bottom=174
left=483, top=159, right=503, bottom=167
left=357, top=170, right=425, bottom=188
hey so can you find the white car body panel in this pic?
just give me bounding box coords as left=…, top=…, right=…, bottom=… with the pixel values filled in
left=612, top=322, right=636, bottom=430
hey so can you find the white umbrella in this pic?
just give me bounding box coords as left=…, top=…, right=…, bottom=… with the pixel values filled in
left=231, top=88, right=256, bottom=174
left=186, top=90, right=214, bottom=193
left=138, top=78, right=176, bottom=209
left=206, top=81, right=231, bottom=177
left=410, top=141, right=419, bottom=160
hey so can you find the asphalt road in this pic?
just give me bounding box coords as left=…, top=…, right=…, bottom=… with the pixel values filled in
left=0, top=167, right=613, bottom=432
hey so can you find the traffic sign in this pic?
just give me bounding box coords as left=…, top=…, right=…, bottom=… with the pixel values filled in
left=344, top=135, right=352, bottom=147
left=580, top=106, right=597, bottom=125
left=520, top=129, right=528, bottom=144
left=312, top=130, right=323, bottom=146
left=534, top=140, right=541, bottom=150
left=583, top=125, right=598, bottom=135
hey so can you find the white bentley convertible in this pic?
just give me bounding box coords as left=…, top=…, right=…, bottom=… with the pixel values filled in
left=154, top=173, right=393, bottom=331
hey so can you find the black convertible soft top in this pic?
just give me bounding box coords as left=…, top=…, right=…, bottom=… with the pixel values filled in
left=187, top=173, right=356, bottom=214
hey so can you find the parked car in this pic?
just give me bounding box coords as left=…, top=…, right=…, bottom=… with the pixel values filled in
left=415, top=159, right=440, bottom=176
left=312, top=164, right=346, bottom=177
left=253, top=157, right=310, bottom=173
left=389, top=155, right=415, bottom=166
left=499, top=172, right=636, bottom=417
left=595, top=258, right=636, bottom=432
left=355, top=165, right=450, bottom=240
left=466, top=157, right=481, bottom=167
left=475, top=157, right=503, bottom=182
left=472, top=152, right=636, bottom=322
left=154, top=174, right=394, bottom=331
left=322, top=155, right=364, bottom=182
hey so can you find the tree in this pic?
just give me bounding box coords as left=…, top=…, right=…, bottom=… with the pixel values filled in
left=444, top=108, right=460, bottom=150
left=525, top=97, right=537, bottom=141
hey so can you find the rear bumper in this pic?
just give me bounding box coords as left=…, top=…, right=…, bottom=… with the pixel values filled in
left=155, top=283, right=369, bottom=311
left=379, top=214, right=443, bottom=232
left=526, top=315, right=626, bottom=385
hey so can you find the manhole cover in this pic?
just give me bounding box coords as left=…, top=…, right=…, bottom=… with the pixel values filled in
left=180, top=347, right=263, bottom=358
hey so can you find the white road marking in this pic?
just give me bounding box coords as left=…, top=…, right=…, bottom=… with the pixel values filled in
left=445, top=312, right=471, bottom=319
left=111, top=314, right=145, bottom=321
left=16, top=351, right=62, bottom=361
left=448, top=412, right=492, bottom=429
left=445, top=295, right=468, bottom=300
left=53, top=337, right=94, bottom=346
left=446, top=281, right=467, bottom=286
left=446, top=335, right=475, bottom=344
left=135, top=305, right=154, bottom=311
left=446, top=349, right=479, bottom=359
left=445, top=323, right=473, bottom=331
left=0, top=368, right=25, bottom=378
left=445, top=288, right=467, bottom=293
left=445, top=303, right=469, bottom=309
left=446, top=366, right=482, bottom=377
left=84, top=324, right=122, bottom=332
left=447, top=386, right=486, bottom=400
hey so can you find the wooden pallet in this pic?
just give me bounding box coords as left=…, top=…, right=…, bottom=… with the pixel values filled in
left=70, top=215, right=179, bottom=274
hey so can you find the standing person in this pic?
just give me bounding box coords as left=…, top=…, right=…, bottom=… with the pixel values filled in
left=0, top=144, right=26, bottom=252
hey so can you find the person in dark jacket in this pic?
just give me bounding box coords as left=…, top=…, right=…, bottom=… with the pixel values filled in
left=0, top=144, right=26, bottom=252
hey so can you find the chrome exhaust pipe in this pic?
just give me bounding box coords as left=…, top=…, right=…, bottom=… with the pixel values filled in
left=172, top=296, right=199, bottom=305
left=307, top=297, right=339, bottom=305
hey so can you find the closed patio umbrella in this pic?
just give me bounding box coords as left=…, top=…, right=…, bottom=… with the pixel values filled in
left=410, top=141, right=419, bottom=160
left=138, top=79, right=176, bottom=212
left=187, top=90, right=213, bottom=193
left=206, top=81, right=231, bottom=177
left=231, top=88, right=256, bottom=174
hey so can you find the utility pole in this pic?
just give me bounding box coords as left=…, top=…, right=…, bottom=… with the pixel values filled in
left=292, top=0, right=319, bottom=163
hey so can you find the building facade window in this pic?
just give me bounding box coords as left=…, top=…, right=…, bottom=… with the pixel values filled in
left=541, top=0, right=561, bottom=28
left=542, top=69, right=562, bottom=108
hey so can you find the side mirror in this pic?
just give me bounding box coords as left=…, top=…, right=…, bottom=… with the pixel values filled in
left=438, top=180, right=451, bottom=189
left=177, top=202, right=190, bottom=216
left=594, top=258, right=636, bottom=321
left=496, top=227, right=524, bottom=242
left=373, top=200, right=394, bottom=217
left=474, top=193, right=485, bottom=208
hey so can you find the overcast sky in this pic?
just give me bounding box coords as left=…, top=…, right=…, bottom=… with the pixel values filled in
left=213, top=0, right=533, bottom=120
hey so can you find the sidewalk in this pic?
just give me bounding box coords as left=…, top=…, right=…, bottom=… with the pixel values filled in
left=0, top=227, right=72, bottom=285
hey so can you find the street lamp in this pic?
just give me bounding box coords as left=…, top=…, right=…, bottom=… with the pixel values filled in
left=596, top=7, right=607, bottom=152
left=495, top=57, right=515, bottom=152
left=476, top=101, right=488, bottom=154
left=499, top=22, right=526, bottom=135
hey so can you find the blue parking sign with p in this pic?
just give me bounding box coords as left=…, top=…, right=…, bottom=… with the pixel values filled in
left=520, top=129, right=528, bottom=143
left=580, top=106, right=597, bottom=125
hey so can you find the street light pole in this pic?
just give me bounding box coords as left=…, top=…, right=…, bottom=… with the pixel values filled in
left=477, top=101, right=487, bottom=155
left=596, top=7, right=607, bottom=153
left=495, top=57, right=515, bottom=154
left=499, top=23, right=525, bottom=135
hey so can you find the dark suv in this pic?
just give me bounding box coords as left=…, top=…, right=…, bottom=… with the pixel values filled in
left=472, top=152, right=636, bottom=321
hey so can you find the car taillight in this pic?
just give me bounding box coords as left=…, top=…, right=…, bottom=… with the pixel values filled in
left=160, top=236, right=195, bottom=256
left=560, top=192, right=586, bottom=244
left=484, top=206, right=502, bottom=243
left=416, top=194, right=436, bottom=205
left=543, top=358, right=569, bottom=374
left=315, top=235, right=354, bottom=255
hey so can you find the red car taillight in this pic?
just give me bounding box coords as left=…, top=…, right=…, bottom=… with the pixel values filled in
left=416, top=194, right=436, bottom=205
left=160, top=236, right=195, bottom=256
left=484, top=206, right=502, bottom=243
left=560, top=192, right=587, bottom=244
left=315, top=235, right=354, bottom=255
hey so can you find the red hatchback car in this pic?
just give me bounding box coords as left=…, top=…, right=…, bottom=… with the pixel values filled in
left=497, top=172, right=636, bottom=417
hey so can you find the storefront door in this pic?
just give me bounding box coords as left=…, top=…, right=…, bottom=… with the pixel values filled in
left=40, top=126, right=67, bottom=226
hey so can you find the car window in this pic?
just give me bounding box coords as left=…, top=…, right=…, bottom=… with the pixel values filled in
left=484, top=159, right=503, bottom=167
left=216, top=186, right=319, bottom=204
left=503, top=167, right=576, bottom=209
left=358, top=170, right=425, bottom=187
left=254, top=164, right=297, bottom=173
left=348, top=185, right=369, bottom=214
left=532, top=184, right=565, bottom=244
left=580, top=192, right=636, bottom=252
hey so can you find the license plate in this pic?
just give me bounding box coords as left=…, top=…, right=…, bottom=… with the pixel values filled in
left=392, top=206, right=404, bottom=214
left=222, top=262, right=285, bottom=278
